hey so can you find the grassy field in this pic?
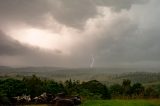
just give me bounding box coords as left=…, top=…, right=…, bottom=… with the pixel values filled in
left=81, top=99, right=160, bottom=106
left=25, top=99, right=160, bottom=106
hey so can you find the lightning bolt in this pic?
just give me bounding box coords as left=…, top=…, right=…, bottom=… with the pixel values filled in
left=90, top=55, right=95, bottom=68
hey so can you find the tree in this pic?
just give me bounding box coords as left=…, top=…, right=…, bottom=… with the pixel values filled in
left=64, top=79, right=80, bottom=95
left=144, top=86, right=159, bottom=98
left=44, top=80, right=65, bottom=94
left=122, top=79, right=131, bottom=96
left=131, top=83, right=144, bottom=98
left=110, top=84, right=123, bottom=98
left=0, top=79, right=27, bottom=97
left=156, top=84, right=160, bottom=96
left=0, top=91, right=9, bottom=105
left=81, top=80, right=110, bottom=99
left=23, top=75, right=44, bottom=98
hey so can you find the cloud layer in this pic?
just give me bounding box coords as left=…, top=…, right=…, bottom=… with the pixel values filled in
left=1, top=0, right=160, bottom=68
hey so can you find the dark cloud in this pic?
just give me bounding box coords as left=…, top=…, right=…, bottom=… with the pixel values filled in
left=0, top=0, right=148, bottom=28
left=0, top=30, right=66, bottom=67
left=95, top=0, right=148, bottom=11
left=0, top=0, right=160, bottom=68
left=69, top=1, right=160, bottom=68
left=0, top=30, right=32, bottom=55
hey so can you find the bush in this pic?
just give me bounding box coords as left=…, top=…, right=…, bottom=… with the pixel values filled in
left=81, top=80, right=110, bottom=99
left=0, top=91, right=10, bottom=104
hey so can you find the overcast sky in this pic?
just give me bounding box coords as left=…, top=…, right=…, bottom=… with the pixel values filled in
left=0, top=0, right=160, bottom=68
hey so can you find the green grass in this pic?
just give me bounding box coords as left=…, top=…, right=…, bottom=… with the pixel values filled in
left=81, top=100, right=160, bottom=106
left=23, top=100, right=160, bottom=106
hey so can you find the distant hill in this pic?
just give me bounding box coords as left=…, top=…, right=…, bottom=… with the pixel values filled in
left=0, top=66, right=160, bottom=85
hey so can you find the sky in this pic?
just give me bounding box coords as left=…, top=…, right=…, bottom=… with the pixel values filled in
left=0, top=0, right=160, bottom=68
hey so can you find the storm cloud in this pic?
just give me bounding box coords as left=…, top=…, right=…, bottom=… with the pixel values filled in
left=0, top=0, right=160, bottom=68
left=0, top=30, right=31, bottom=55
left=0, top=0, right=147, bottom=28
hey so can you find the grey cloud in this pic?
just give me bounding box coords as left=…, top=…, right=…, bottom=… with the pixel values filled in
left=0, top=0, right=160, bottom=68
left=47, top=0, right=148, bottom=28
left=95, top=0, right=148, bottom=11
left=0, top=30, right=32, bottom=55
left=0, top=30, right=66, bottom=67
left=0, top=30, right=84, bottom=67
left=0, top=0, right=148, bottom=29
left=0, top=0, right=48, bottom=27
left=70, top=1, right=160, bottom=68
left=0, top=30, right=62, bottom=56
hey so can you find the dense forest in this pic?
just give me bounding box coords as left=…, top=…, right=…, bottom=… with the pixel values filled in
left=0, top=75, right=160, bottom=105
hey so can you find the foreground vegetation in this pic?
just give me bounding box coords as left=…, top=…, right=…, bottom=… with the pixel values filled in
left=0, top=75, right=160, bottom=105
left=81, top=99, right=160, bottom=106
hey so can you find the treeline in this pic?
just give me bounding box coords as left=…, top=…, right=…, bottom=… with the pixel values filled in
left=0, top=75, right=160, bottom=104
left=114, top=72, right=160, bottom=84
